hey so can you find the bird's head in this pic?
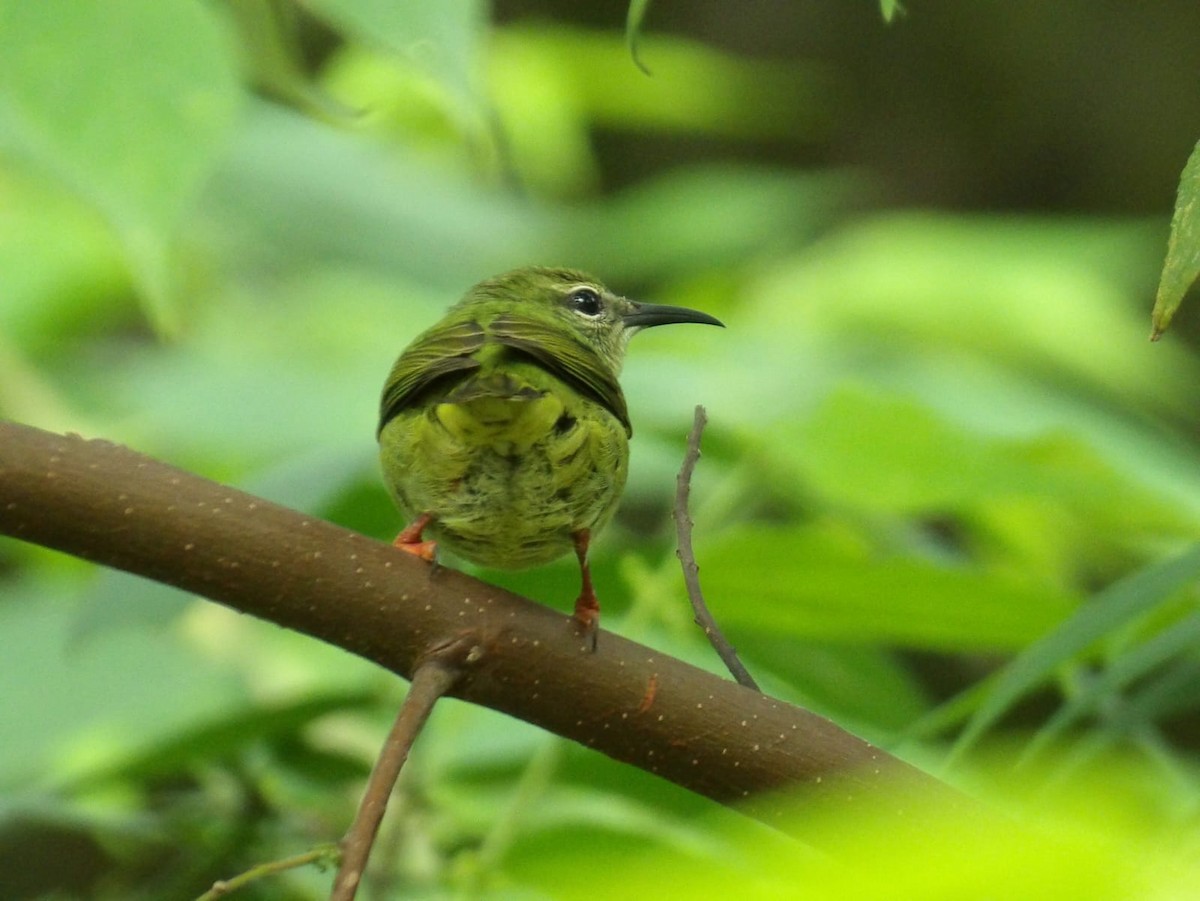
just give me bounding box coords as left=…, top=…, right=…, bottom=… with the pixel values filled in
left=463, top=266, right=724, bottom=374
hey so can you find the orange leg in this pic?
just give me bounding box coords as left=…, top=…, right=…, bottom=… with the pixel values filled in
left=394, top=512, right=438, bottom=563
left=571, top=529, right=599, bottom=651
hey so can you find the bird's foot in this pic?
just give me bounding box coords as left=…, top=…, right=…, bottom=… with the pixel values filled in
left=394, top=513, right=438, bottom=563
left=571, top=529, right=599, bottom=652
left=571, top=599, right=599, bottom=652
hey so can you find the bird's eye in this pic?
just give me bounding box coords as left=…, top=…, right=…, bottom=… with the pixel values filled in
left=567, top=287, right=603, bottom=317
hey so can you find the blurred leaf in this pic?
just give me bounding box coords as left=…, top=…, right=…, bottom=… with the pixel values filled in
left=0, top=797, right=145, bottom=901
left=1123, top=654, right=1200, bottom=721
left=0, top=170, right=129, bottom=353
left=0, top=0, right=241, bottom=333
left=514, top=786, right=729, bottom=856
left=72, top=570, right=193, bottom=638
left=219, top=0, right=356, bottom=122
left=306, top=0, right=487, bottom=108
left=0, top=333, right=91, bottom=434
left=204, top=101, right=539, bottom=288
left=904, top=677, right=995, bottom=742
left=750, top=214, right=1191, bottom=413
left=701, top=333, right=1200, bottom=546
left=0, top=580, right=244, bottom=790
left=519, top=776, right=1193, bottom=901
left=553, top=164, right=848, bottom=281
left=70, top=690, right=377, bottom=790
left=698, top=524, right=1078, bottom=651
left=783, top=387, right=1194, bottom=539
left=246, top=447, right=385, bottom=522
left=1151, top=137, right=1200, bottom=339
left=207, top=101, right=842, bottom=298
left=90, top=260, right=439, bottom=470
left=320, top=46, right=489, bottom=176
left=625, top=0, right=654, bottom=75
left=880, top=0, right=907, bottom=23
left=744, top=639, right=930, bottom=734
left=493, top=25, right=829, bottom=141
left=1022, top=612, right=1200, bottom=765
left=950, top=543, right=1200, bottom=761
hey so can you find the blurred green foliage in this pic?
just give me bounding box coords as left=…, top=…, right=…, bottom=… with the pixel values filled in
left=2, top=1, right=1200, bottom=898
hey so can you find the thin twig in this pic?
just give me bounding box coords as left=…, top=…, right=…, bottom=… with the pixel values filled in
left=330, top=656, right=462, bottom=901
left=196, top=844, right=340, bottom=900
left=674, top=406, right=760, bottom=691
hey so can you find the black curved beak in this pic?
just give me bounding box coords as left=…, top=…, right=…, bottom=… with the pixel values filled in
left=622, top=301, right=725, bottom=330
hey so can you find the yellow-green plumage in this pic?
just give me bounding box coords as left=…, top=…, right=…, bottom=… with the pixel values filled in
left=377, top=266, right=722, bottom=636
left=381, top=346, right=628, bottom=569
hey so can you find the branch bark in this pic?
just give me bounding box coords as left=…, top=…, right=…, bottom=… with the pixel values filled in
left=0, top=420, right=972, bottom=837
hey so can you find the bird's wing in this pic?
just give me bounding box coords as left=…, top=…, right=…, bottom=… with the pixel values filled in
left=377, top=319, right=486, bottom=435
left=488, top=313, right=631, bottom=436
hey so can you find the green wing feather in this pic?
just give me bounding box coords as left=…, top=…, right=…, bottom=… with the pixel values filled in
left=488, top=313, right=631, bottom=436
left=378, top=319, right=486, bottom=434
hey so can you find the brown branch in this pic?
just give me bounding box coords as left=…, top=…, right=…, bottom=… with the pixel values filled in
left=0, top=420, right=976, bottom=839
left=674, top=405, right=760, bottom=691
left=331, top=653, right=462, bottom=901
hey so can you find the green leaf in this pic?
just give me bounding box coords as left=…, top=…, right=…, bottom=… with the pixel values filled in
left=756, top=387, right=1199, bottom=586
left=626, top=0, right=654, bottom=75
left=745, top=639, right=931, bottom=733
left=0, top=0, right=240, bottom=334
left=206, top=102, right=540, bottom=288
left=1123, top=654, right=1200, bottom=721
left=0, top=331, right=94, bottom=435
left=69, top=690, right=378, bottom=790
left=556, top=165, right=845, bottom=282
left=748, top=214, right=1193, bottom=413
left=949, top=543, right=1200, bottom=762
left=0, top=171, right=129, bottom=352
left=792, top=388, right=1177, bottom=516
left=306, top=0, right=487, bottom=107
left=494, top=25, right=828, bottom=140
left=515, top=774, right=1195, bottom=901
left=218, top=0, right=355, bottom=123
left=880, top=0, right=907, bottom=23
left=1021, top=612, right=1200, bottom=765
left=697, top=525, right=1079, bottom=651
left=0, top=580, right=244, bottom=790
left=1151, top=138, right=1200, bottom=339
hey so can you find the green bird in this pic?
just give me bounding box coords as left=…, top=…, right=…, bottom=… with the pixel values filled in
left=378, top=266, right=723, bottom=647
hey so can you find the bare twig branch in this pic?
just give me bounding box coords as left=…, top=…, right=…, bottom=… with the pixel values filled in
left=196, top=844, right=340, bottom=900
left=332, top=652, right=464, bottom=901
left=0, top=420, right=977, bottom=840
left=674, top=406, right=760, bottom=691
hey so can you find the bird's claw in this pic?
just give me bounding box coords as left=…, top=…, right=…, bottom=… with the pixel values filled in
left=394, top=537, right=438, bottom=563
left=572, top=601, right=599, bottom=652
left=394, top=512, right=438, bottom=563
